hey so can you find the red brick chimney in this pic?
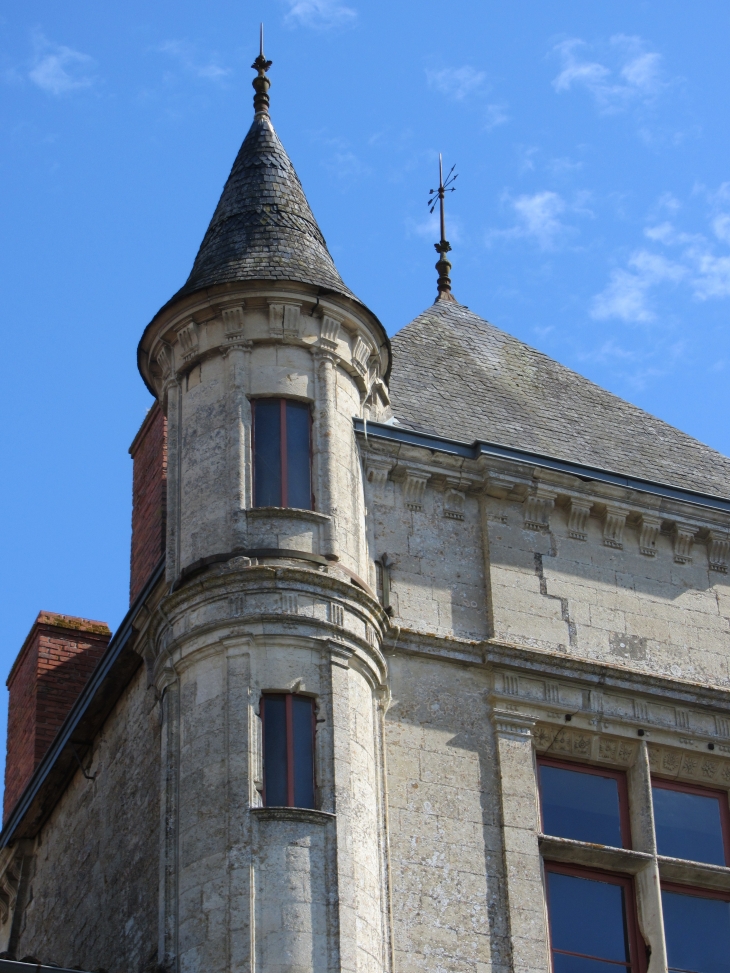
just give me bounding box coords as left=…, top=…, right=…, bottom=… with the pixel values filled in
left=129, top=403, right=167, bottom=602
left=4, top=612, right=111, bottom=823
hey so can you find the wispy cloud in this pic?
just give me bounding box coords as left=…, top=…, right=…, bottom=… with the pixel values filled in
left=488, top=190, right=591, bottom=251
left=426, top=64, right=508, bottom=131
left=283, top=0, right=357, bottom=29
left=28, top=33, right=96, bottom=95
left=552, top=35, right=664, bottom=114
left=592, top=190, right=730, bottom=321
left=592, top=251, right=685, bottom=322
left=157, top=40, right=230, bottom=82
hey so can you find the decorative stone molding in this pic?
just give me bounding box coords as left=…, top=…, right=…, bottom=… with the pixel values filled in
left=707, top=530, right=729, bottom=573
left=672, top=524, right=696, bottom=564
left=534, top=725, right=637, bottom=766
left=319, top=314, right=341, bottom=350
left=156, top=342, right=174, bottom=380
left=638, top=514, right=661, bottom=557
left=602, top=505, right=628, bottom=549
left=268, top=302, right=302, bottom=340
left=365, top=457, right=393, bottom=491
left=491, top=708, right=536, bottom=740
left=443, top=485, right=465, bottom=521
left=281, top=592, right=298, bottom=614
left=177, top=320, right=199, bottom=360
left=351, top=335, right=371, bottom=375
left=328, top=602, right=344, bottom=628
left=566, top=497, right=592, bottom=540
left=523, top=487, right=557, bottom=531
left=400, top=468, right=431, bottom=511
left=648, top=744, right=730, bottom=785
left=222, top=305, right=245, bottom=339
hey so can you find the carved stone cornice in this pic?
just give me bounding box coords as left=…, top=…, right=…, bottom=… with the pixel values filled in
left=638, top=514, right=662, bottom=557
left=707, top=530, right=729, bottom=573
left=602, top=504, right=628, bottom=549
left=566, top=497, right=592, bottom=540
left=672, top=523, right=696, bottom=564
left=524, top=486, right=557, bottom=531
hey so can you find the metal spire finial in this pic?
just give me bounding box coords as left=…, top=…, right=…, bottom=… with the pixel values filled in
left=427, top=154, right=458, bottom=303
left=252, top=23, right=273, bottom=116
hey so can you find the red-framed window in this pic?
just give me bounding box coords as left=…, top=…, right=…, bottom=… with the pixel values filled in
left=652, top=778, right=730, bottom=866
left=538, top=756, right=631, bottom=849
left=545, top=862, right=646, bottom=973
left=261, top=693, right=316, bottom=809
left=252, top=398, right=313, bottom=510
left=661, top=882, right=730, bottom=973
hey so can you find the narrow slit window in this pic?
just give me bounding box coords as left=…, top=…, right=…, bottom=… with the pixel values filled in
left=252, top=398, right=312, bottom=510
left=545, top=864, right=644, bottom=973
left=261, top=693, right=315, bottom=809
left=652, top=779, right=730, bottom=866
left=538, top=757, right=630, bottom=848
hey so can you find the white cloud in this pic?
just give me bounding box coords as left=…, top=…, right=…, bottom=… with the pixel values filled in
left=157, top=40, right=230, bottom=82
left=283, top=0, right=357, bottom=29
left=484, top=103, right=508, bottom=131
left=712, top=214, right=730, bottom=244
left=512, top=191, right=568, bottom=250
left=28, top=34, right=96, bottom=95
left=552, top=35, right=664, bottom=113
left=407, top=211, right=461, bottom=244
left=591, top=250, right=685, bottom=322
left=426, top=65, right=486, bottom=101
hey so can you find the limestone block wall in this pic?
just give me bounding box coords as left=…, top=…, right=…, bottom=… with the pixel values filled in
left=384, top=654, right=508, bottom=973
left=14, top=666, right=160, bottom=973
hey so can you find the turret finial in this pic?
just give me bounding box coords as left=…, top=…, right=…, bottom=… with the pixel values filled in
left=427, top=154, right=458, bottom=303
left=252, top=23, right=273, bottom=116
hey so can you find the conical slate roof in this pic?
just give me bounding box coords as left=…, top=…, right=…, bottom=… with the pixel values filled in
left=175, top=112, right=355, bottom=300
left=389, top=300, right=730, bottom=499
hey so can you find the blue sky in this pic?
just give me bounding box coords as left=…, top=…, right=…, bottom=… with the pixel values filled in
left=1, top=1, right=729, bottom=770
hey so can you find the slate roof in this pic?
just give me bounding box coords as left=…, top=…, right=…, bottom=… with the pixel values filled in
left=389, top=300, right=730, bottom=499
left=174, top=112, right=356, bottom=301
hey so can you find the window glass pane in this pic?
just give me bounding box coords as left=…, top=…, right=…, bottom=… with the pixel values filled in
left=653, top=786, right=726, bottom=865
left=554, top=956, right=631, bottom=973
left=254, top=399, right=281, bottom=507
left=286, top=400, right=311, bottom=510
left=547, top=871, right=630, bottom=965
left=540, top=764, right=624, bottom=847
left=662, top=890, right=730, bottom=973
left=263, top=695, right=287, bottom=806
left=292, top=696, right=315, bottom=809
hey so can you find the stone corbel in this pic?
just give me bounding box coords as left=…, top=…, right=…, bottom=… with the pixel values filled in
left=221, top=304, right=245, bottom=340
left=365, top=457, right=394, bottom=492
left=566, top=497, right=592, bottom=540
left=638, top=514, right=662, bottom=557
left=155, top=342, right=174, bottom=381
left=351, top=335, right=371, bottom=376
left=268, top=302, right=302, bottom=340
left=319, top=314, right=341, bottom=350
left=396, top=467, right=431, bottom=511
left=177, top=320, right=199, bottom=360
left=602, top=504, right=628, bottom=549
left=523, top=486, right=557, bottom=531
left=672, top=523, right=696, bottom=564
left=707, top=530, right=729, bottom=573
left=443, top=477, right=466, bottom=521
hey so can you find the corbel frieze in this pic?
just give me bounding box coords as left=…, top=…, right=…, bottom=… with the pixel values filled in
left=351, top=335, right=372, bottom=376
left=221, top=304, right=246, bottom=340
left=177, top=319, right=199, bottom=361
left=268, top=301, right=302, bottom=340
left=443, top=479, right=466, bottom=521
left=319, top=314, right=341, bottom=350
left=707, top=530, right=729, bottom=573
left=524, top=486, right=558, bottom=531
left=566, top=497, right=593, bottom=540
left=638, top=514, right=662, bottom=557
left=365, top=456, right=394, bottom=493
left=393, top=466, right=431, bottom=511
left=602, top=504, right=628, bottom=549
left=672, top=523, right=696, bottom=564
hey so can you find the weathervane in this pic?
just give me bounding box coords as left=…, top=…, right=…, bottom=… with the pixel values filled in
left=427, top=154, right=458, bottom=303
left=252, top=23, right=273, bottom=116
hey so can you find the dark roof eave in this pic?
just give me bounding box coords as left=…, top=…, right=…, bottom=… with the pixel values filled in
left=354, top=418, right=730, bottom=514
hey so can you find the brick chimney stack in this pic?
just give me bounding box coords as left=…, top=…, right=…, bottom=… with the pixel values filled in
left=4, top=613, right=111, bottom=823
left=129, top=403, right=167, bottom=603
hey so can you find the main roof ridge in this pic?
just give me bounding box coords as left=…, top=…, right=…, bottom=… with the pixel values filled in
left=389, top=300, right=730, bottom=499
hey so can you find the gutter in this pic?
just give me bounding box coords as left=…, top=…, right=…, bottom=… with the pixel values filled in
left=1, top=559, right=166, bottom=848
left=353, top=418, right=730, bottom=515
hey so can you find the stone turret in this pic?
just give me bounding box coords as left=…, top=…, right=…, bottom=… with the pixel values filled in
left=137, top=47, right=393, bottom=973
